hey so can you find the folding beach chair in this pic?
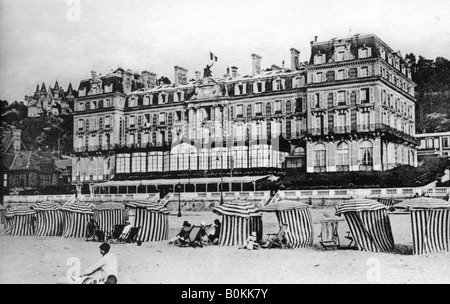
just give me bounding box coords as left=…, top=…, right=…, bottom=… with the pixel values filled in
left=118, top=227, right=141, bottom=245
left=179, top=225, right=203, bottom=248
left=345, top=231, right=357, bottom=249
left=264, top=223, right=288, bottom=249
left=318, top=219, right=340, bottom=250
left=106, top=224, right=126, bottom=243
left=201, top=224, right=213, bottom=246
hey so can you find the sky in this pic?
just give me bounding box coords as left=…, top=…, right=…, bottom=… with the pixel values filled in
left=0, top=0, right=449, bottom=102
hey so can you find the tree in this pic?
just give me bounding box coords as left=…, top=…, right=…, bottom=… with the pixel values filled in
left=423, top=113, right=450, bottom=133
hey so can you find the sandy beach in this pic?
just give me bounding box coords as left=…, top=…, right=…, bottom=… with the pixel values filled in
left=1, top=207, right=449, bottom=284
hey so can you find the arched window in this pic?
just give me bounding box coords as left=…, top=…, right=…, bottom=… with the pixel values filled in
left=337, top=142, right=349, bottom=170
left=359, top=141, right=373, bottom=170
left=314, top=143, right=326, bottom=172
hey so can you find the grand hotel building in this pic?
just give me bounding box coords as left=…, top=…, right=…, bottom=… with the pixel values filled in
left=72, top=34, right=418, bottom=195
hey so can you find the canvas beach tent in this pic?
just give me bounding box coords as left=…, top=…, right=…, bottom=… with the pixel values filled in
left=124, top=200, right=169, bottom=242
left=4, top=205, right=36, bottom=236
left=94, top=202, right=127, bottom=234
left=335, top=199, right=395, bottom=253
left=60, top=199, right=95, bottom=238
left=32, top=201, right=63, bottom=236
left=260, top=200, right=313, bottom=248
left=395, top=197, right=450, bottom=255
left=212, top=200, right=263, bottom=246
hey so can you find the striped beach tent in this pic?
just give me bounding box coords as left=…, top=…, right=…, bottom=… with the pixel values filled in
left=4, top=206, right=36, bottom=236
left=260, top=200, right=313, bottom=248
left=94, top=202, right=127, bottom=234
left=212, top=200, right=263, bottom=246
left=60, top=199, right=95, bottom=238
left=32, top=201, right=63, bottom=236
left=124, top=201, right=169, bottom=242
left=395, top=197, right=450, bottom=255
left=335, top=199, right=395, bottom=253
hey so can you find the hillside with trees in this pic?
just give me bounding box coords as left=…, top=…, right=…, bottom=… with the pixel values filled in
left=406, top=54, right=450, bottom=133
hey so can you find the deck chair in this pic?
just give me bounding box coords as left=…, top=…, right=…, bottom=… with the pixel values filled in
left=345, top=231, right=357, bottom=249
left=86, top=222, right=104, bottom=242
left=179, top=225, right=202, bottom=248
left=318, top=220, right=340, bottom=250
left=118, top=227, right=141, bottom=244
left=106, top=224, right=126, bottom=243
left=264, top=223, right=288, bottom=249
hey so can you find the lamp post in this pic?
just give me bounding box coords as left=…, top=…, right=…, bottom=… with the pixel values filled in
left=216, top=156, right=224, bottom=205
left=177, top=182, right=182, bottom=217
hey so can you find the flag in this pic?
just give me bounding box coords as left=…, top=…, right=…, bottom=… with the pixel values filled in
left=210, top=52, right=218, bottom=62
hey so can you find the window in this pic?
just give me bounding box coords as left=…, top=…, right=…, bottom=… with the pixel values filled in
left=257, top=82, right=263, bottom=93
left=360, top=112, right=370, bottom=129
left=314, top=143, right=326, bottom=170
left=295, top=98, right=304, bottom=113
left=132, top=153, right=146, bottom=173
left=337, top=113, right=347, bottom=127
left=236, top=105, right=243, bottom=118
left=337, top=142, right=349, bottom=169
left=247, top=105, right=253, bottom=117
left=285, top=101, right=291, bottom=115
left=85, top=119, right=90, bottom=131
left=337, top=69, right=345, bottom=80
left=78, top=119, right=84, bottom=131
left=337, top=91, right=346, bottom=106
left=117, top=154, right=130, bottom=173
left=348, top=68, right=358, bottom=79
left=98, top=100, right=103, bottom=108
left=147, top=151, right=164, bottom=172
left=255, top=103, right=262, bottom=116
left=159, top=113, right=166, bottom=125
left=361, top=88, right=370, bottom=103
left=360, top=67, right=368, bottom=77
left=99, top=117, right=104, bottom=129
left=336, top=51, right=345, bottom=62
left=443, top=137, right=449, bottom=148
left=360, top=141, right=373, bottom=168
left=315, top=93, right=321, bottom=108
left=314, top=54, right=326, bottom=65
left=275, top=100, right=282, bottom=114
left=315, top=72, right=323, bottom=83
left=266, top=102, right=272, bottom=116
left=129, top=115, right=135, bottom=128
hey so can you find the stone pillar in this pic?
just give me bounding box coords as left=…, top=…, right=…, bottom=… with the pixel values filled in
left=328, top=142, right=336, bottom=172
left=373, top=137, right=382, bottom=171
left=306, top=142, right=314, bottom=173
left=350, top=139, right=360, bottom=171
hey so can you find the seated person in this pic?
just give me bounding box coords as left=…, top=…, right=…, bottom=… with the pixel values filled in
left=93, top=275, right=118, bottom=285
left=168, top=221, right=191, bottom=244
left=208, top=219, right=221, bottom=244
left=239, top=232, right=260, bottom=250
left=119, top=221, right=132, bottom=240
left=86, top=218, right=99, bottom=241
left=80, top=243, right=118, bottom=283
left=198, top=221, right=209, bottom=243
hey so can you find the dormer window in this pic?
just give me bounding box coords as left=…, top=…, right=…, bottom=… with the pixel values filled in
left=257, top=82, right=263, bottom=93
left=360, top=67, right=368, bottom=77
left=359, top=46, right=372, bottom=59
left=238, top=84, right=244, bottom=95
left=336, top=51, right=345, bottom=62
left=314, top=53, right=326, bottom=65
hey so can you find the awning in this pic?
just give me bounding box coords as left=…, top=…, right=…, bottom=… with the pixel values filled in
left=94, top=175, right=270, bottom=187
left=395, top=197, right=450, bottom=210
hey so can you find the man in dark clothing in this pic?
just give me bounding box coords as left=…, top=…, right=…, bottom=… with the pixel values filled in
left=209, top=219, right=221, bottom=245
left=169, top=221, right=192, bottom=244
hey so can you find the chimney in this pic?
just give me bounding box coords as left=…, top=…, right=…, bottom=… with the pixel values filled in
left=290, top=48, right=300, bottom=70
left=174, top=66, right=188, bottom=86
left=251, top=54, right=262, bottom=77
left=141, top=71, right=157, bottom=89
left=315, top=36, right=318, bottom=42
left=231, top=66, right=238, bottom=78
left=195, top=71, right=200, bottom=81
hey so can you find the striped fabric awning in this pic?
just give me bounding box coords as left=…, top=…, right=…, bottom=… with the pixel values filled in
left=213, top=200, right=262, bottom=218
left=5, top=206, right=35, bottom=217
left=335, top=199, right=387, bottom=216
left=94, top=202, right=125, bottom=210
left=32, top=201, right=62, bottom=211
left=61, top=200, right=94, bottom=214
left=395, top=197, right=450, bottom=210
left=125, top=201, right=169, bottom=214
left=260, top=200, right=310, bottom=212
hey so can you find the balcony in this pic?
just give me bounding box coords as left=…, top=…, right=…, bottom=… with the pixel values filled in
left=375, top=123, right=419, bottom=145
left=333, top=126, right=351, bottom=134
left=357, top=124, right=376, bottom=132
left=307, top=128, right=328, bottom=136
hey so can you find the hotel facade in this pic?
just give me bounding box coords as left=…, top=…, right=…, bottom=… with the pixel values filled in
left=72, top=34, right=418, bottom=195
